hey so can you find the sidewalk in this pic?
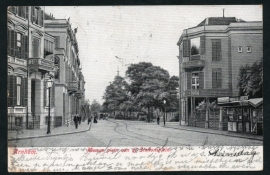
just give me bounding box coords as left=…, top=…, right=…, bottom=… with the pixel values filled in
left=8, top=121, right=91, bottom=141
left=165, top=122, right=263, bottom=141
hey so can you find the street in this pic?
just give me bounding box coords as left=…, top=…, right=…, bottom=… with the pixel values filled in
left=9, top=119, right=262, bottom=147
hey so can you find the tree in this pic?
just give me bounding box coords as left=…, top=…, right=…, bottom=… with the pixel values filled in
left=238, top=59, right=263, bottom=98
left=165, top=75, right=179, bottom=112
left=90, top=99, right=102, bottom=113
left=102, top=75, right=129, bottom=115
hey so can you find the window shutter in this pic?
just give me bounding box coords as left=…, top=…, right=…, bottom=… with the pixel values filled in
left=199, top=71, right=204, bottom=89
left=21, top=35, right=25, bottom=59
left=44, top=81, right=47, bottom=107
left=10, top=30, right=16, bottom=57
left=187, top=72, right=191, bottom=90
left=20, top=77, right=24, bottom=106
left=31, top=6, right=35, bottom=23
left=216, top=40, right=221, bottom=61
left=217, top=69, right=222, bottom=88
left=200, top=36, right=205, bottom=54
left=10, top=75, right=17, bottom=107
left=25, top=6, right=29, bottom=19
left=40, top=10, right=44, bottom=27
left=212, top=40, right=217, bottom=61
left=32, top=37, right=39, bottom=57
left=7, top=29, right=11, bottom=56
left=7, top=76, right=11, bottom=106
left=212, top=70, right=217, bottom=89
left=22, top=78, right=28, bottom=106
left=24, top=35, right=28, bottom=58
left=38, top=9, right=42, bottom=26
left=183, top=40, right=190, bottom=57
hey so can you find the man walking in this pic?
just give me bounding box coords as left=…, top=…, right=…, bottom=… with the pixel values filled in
left=73, top=115, right=79, bottom=129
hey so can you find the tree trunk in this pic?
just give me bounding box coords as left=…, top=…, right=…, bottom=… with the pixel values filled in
left=147, top=107, right=150, bottom=123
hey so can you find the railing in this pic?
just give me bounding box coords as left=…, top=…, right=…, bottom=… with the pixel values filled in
left=28, top=58, right=54, bottom=71
left=8, top=57, right=27, bottom=66
left=182, top=60, right=205, bottom=69
left=67, top=81, right=79, bottom=92
left=184, top=89, right=231, bottom=97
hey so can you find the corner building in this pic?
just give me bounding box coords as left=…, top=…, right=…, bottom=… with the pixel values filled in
left=177, top=17, right=262, bottom=129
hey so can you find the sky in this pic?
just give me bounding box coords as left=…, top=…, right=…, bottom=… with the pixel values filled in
left=44, top=5, right=262, bottom=104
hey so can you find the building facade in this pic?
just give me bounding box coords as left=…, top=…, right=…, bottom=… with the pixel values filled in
left=7, top=6, right=85, bottom=130
left=44, top=14, right=85, bottom=126
left=177, top=17, right=262, bottom=130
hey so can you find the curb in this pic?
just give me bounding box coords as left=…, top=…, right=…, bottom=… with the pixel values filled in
left=165, top=125, right=263, bottom=141
left=8, top=122, right=92, bottom=141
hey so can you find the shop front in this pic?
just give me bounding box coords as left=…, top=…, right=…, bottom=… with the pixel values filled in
left=218, top=97, right=263, bottom=135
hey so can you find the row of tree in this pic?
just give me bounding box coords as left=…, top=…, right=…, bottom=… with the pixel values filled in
left=102, top=62, right=179, bottom=122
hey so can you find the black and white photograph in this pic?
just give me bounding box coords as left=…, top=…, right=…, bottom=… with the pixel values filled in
left=7, top=5, right=263, bottom=172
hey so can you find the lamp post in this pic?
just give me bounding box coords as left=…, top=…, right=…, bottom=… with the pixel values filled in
left=163, top=99, right=166, bottom=126
left=46, top=78, right=53, bottom=134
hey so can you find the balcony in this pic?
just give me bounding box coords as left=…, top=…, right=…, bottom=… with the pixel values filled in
left=184, top=89, right=231, bottom=97
left=75, top=90, right=84, bottom=99
left=28, top=58, right=54, bottom=72
left=182, top=60, right=205, bottom=69
left=67, top=81, right=78, bottom=93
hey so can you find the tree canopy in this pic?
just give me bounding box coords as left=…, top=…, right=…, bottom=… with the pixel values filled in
left=238, top=59, right=263, bottom=98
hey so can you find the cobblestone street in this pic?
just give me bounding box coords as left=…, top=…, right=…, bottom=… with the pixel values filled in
left=9, top=119, right=263, bottom=147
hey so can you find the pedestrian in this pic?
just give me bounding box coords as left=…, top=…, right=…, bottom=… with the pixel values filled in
left=157, top=115, right=160, bottom=125
left=88, top=116, right=92, bottom=125
left=78, top=115, right=81, bottom=125
left=73, top=115, right=78, bottom=129
left=94, top=115, right=98, bottom=123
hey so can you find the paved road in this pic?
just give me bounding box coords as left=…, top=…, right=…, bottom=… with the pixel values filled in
left=9, top=119, right=263, bottom=147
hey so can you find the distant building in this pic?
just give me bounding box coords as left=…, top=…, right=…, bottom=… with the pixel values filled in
left=177, top=17, right=262, bottom=129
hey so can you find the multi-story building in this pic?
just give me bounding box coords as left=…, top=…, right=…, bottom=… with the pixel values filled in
left=8, top=6, right=56, bottom=129
left=44, top=14, right=85, bottom=126
left=177, top=17, right=262, bottom=129
left=8, top=7, right=85, bottom=130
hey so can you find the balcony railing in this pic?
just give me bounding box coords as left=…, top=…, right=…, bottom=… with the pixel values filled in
left=67, top=81, right=78, bottom=92
left=75, top=90, right=84, bottom=99
left=182, top=60, right=205, bottom=69
left=184, top=89, right=231, bottom=97
left=28, top=58, right=54, bottom=72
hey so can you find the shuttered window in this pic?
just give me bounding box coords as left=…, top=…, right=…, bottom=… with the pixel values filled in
left=8, top=75, right=17, bottom=107
left=22, top=78, right=28, bottom=107
left=183, top=40, right=190, bottom=57
left=212, top=39, right=221, bottom=61
left=200, top=36, right=205, bottom=54
left=212, top=68, right=222, bottom=89
left=199, top=71, right=204, bottom=89
left=32, top=37, right=40, bottom=57
left=186, top=72, right=191, bottom=90
left=7, top=29, right=11, bottom=56
left=31, top=6, right=43, bottom=26
left=23, top=35, right=28, bottom=58
left=16, top=77, right=21, bottom=106
left=10, top=30, right=16, bottom=57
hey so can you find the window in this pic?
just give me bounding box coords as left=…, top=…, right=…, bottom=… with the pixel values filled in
left=191, top=72, right=199, bottom=89
left=16, top=77, right=21, bottom=105
left=212, top=39, right=221, bottom=61
left=183, top=40, right=190, bottom=57
left=32, top=37, right=40, bottom=57
left=190, top=38, right=200, bottom=56
left=247, top=46, right=252, bottom=53
left=238, top=46, right=243, bottom=53
left=31, top=6, right=43, bottom=27
left=16, top=33, right=22, bottom=58
left=212, top=68, right=222, bottom=89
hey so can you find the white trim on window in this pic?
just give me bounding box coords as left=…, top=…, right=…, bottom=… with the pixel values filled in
left=247, top=46, right=252, bottom=53
left=238, top=46, right=243, bottom=53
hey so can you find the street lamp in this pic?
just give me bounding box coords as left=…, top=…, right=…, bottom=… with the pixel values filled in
left=163, top=99, right=166, bottom=126
left=46, top=78, right=53, bottom=134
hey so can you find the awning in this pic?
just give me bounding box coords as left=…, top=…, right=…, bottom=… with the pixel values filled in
left=249, top=98, right=263, bottom=108
left=218, top=100, right=249, bottom=107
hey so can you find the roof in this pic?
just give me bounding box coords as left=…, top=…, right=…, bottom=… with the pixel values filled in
left=249, top=98, right=263, bottom=108
left=196, top=17, right=245, bottom=27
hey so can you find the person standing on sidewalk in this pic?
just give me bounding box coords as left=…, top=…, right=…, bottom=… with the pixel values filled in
left=73, top=115, right=79, bottom=129
left=157, top=115, right=160, bottom=125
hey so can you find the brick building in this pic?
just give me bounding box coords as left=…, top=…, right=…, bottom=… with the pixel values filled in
left=177, top=17, right=262, bottom=129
